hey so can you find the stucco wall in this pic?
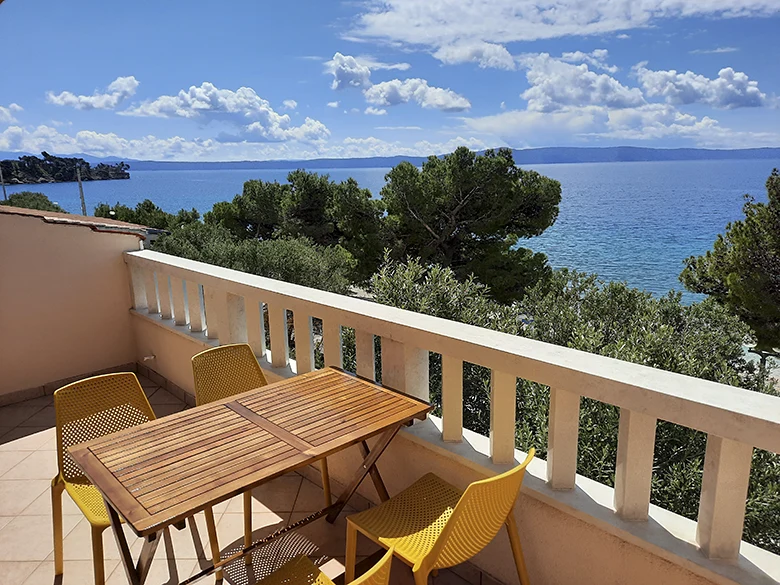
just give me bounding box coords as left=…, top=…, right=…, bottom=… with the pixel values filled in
left=0, top=213, right=141, bottom=396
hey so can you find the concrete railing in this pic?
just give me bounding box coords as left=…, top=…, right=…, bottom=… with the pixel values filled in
left=125, top=249, right=780, bottom=568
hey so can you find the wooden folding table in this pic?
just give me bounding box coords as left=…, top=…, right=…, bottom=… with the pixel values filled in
left=69, top=367, right=432, bottom=585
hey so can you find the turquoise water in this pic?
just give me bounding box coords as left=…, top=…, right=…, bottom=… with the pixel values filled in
left=6, top=159, right=777, bottom=299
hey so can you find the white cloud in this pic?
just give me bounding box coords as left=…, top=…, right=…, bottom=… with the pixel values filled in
left=500, top=101, right=506, bottom=110
left=46, top=76, right=139, bottom=110
left=326, top=53, right=373, bottom=90
left=365, top=107, right=388, bottom=115
left=354, top=56, right=411, bottom=71
left=433, top=41, right=516, bottom=70
left=616, top=34, right=631, bottom=39
left=519, top=53, right=644, bottom=112
left=327, top=101, right=340, bottom=108
left=364, top=78, right=471, bottom=111
left=560, top=49, right=617, bottom=73
left=122, top=82, right=329, bottom=143
left=690, top=46, right=739, bottom=54
left=634, top=63, right=768, bottom=108
left=282, top=99, right=298, bottom=110
left=350, top=1, right=780, bottom=47
left=0, top=103, right=22, bottom=124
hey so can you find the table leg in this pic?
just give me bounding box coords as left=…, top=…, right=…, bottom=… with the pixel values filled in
left=358, top=441, right=390, bottom=502
left=326, top=423, right=401, bottom=523
left=105, top=498, right=161, bottom=585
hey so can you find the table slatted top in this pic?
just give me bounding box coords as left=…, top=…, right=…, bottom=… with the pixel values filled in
left=69, top=367, right=431, bottom=536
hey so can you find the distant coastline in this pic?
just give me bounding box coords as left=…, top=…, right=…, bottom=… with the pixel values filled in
left=0, top=152, right=130, bottom=185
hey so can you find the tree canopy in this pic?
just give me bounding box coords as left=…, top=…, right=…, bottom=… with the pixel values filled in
left=681, top=169, right=780, bottom=364
left=204, top=170, right=385, bottom=282
left=95, top=199, right=200, bottom=230
left=381, top=147, right=561, bottom=302
left=0, top=191, right=66, bottom=212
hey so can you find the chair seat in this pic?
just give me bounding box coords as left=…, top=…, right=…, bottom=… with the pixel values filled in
left=347, top=473, right=462, bottom=566
left=256, top=555, right=335, bottom=585
left=65, top=478, right=110, bottom=527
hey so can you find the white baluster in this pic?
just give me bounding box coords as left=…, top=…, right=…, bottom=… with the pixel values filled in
left=490, top=370, right=516, bottom=464
left=157, top=274, right=172, bottom=320
left=614, top=409, right=656, bottom=521
left=293, top=313, right=315, bottom=374
left=129, top=265, right=147, bottom=311
left=355, top=330, right=375, bottom=380
left=245, top=299, right=266, bottom=358
left=226, top=293, right=247, bottom=343
left=322, top=319, right=342, bottom=368
left=186, top=281, right=203, bottom=332
left=696, top=435, right=753, bottom=560
left=204, top=287, right=219, bottom=340
left=267, top=303, right=289, bottom=368
left=547, top=388, right=580, bottom=490
left=442, top=356, right=463, bottom=442
left=143, top=269, right=158, bottom=314
left=170, top=276, right=187, bottom=326
left=381, top=338, right=429, bottom=402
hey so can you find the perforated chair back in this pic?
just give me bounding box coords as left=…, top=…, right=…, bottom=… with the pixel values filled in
left=191, top=343, right=268, bottom=406
left=425, top=449, right=535, bottom=571
left=54, top=373, right=156, bottom=483
left=355, top=546, right=394, bottom=585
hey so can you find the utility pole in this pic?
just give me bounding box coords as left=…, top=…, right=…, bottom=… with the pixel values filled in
left=76, top=165, right=87, bottom=215
left=0, top=163, right=7, bottom=201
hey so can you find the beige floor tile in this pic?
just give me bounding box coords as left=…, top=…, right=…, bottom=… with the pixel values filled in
left=215, top=512, right=287, bottom=557
left=282, top=513, right=379, bottom=562
left=147, top=390, right=183, bottom=406
left=192, top=552, right=283, bottom=585
left=18, top=408, right=55, bottom=428
left=0, top=479, right=50, bottom=515
left=293, top=477, right=331, bottom=512
left=22, top=559, right=120, bottom=585
left=21, top=487, right=82, bottom=516
left=0, top=405, right=44, bottom=428
left=18, top=396, right=53, bottom=408
left=0, top=451, right=31, bottom=477
left=0, top=428, right=55, bottom=452
left=152, top=404, right=186, bottom=418
left=433, top=568, right=473, bottom=585
left=223, top=475, right=301, bottom=515
left=2, top=450, right=58, bottom=480
left=149, top=514, right=214, bottom=562
left=0, top=561, right=40, bottom=585
left=317, top=556, right=347, bottom=579
left=0, top=517, right=12, bottom=532
left=107, top=555, right=197, bottom=585
left=0, top=514, right=80, bottom=561
left=56, top=516, right=143, bottom=562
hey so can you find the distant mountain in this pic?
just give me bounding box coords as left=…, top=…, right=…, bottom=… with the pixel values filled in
left=2, top=147, right=778, bottom=173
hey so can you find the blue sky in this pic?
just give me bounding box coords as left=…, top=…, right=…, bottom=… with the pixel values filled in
left=1, top=0, right=779, bottom=161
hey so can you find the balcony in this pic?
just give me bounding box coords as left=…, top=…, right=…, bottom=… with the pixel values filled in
left=1, top=207, right=779, bottom=585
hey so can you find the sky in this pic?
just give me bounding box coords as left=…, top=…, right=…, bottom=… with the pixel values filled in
left=1, top=0, right=779, bottom=161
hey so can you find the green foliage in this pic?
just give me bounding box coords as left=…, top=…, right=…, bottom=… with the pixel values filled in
left=0, top=152, right=129, bottom=185
left=153, top=222, right=356, bottom=294
left=681, top=169, right=780, bottom=361
left=370, top=259, right=779, bottom=553
left=204, top=170, right=385, bottom=282
left=381, top=147, right=561, bottom=302
left=94, top=199, right=200, bottom=230
left=0, top=191, right=66, bottom=212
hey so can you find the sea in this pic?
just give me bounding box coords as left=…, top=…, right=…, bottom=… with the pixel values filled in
left=6, top=159, right=778, bottom=302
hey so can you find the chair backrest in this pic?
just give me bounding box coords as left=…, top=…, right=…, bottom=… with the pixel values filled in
left=354, top=547, right=394, bottom=585
left=423, top=449, right=535, bottom=572
left=191, top=343, right=268, bottom=406
left=54, top=373, right=156, bottom=482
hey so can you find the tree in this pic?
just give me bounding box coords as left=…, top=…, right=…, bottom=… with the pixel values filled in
left=94, top=199, right=200, bottom=230
left=0, top=191, right=66, bottom=212
left=369, top=259, right=778, bottom=553
left=153, top=222, right=357, bottom=295
left=681, top=169, right=780, bottom=368
left=381, top=147, right=561, bottom=303
left=205, top=170, right=385, bottom=282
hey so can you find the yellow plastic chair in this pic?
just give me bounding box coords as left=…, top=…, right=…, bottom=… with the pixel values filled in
left=258, top=547, right=394, bottom=585
left=191, top=343, right=332, bottom=576
left=345, top=449, right=536, bottom=585
left=52, top=373, right=157, bottom=585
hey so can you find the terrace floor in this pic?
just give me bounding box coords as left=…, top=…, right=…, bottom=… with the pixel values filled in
left=0, top=375, right=478, bottom=585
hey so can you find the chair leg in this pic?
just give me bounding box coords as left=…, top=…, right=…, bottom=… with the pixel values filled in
left=51, top=478, right=65, bottom=576
left=506, top=514, right=531, bottom=585
left=321, top=459, right=332, bottom=506
left=91, top=525, right=106, bottom=585
left=243, top=491, right=252, bottom=565
left=413, top=569, right=430, bottom=585
left=204, top=506, right=223, bottom=580
left=345, top=520, right=358, bottom=583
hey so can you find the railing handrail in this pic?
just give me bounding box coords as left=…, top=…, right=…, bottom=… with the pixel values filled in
left=125, top=249, right=780, bottom=454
